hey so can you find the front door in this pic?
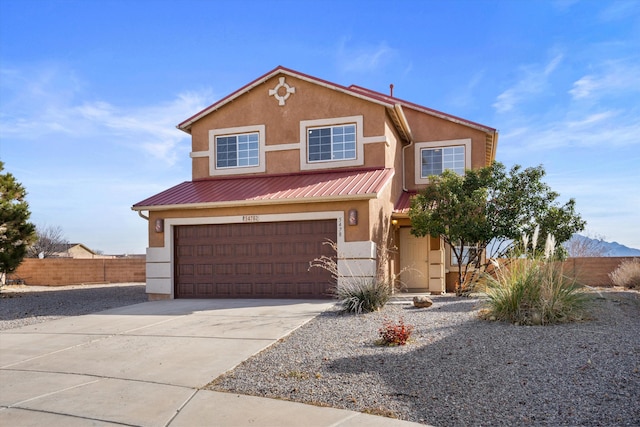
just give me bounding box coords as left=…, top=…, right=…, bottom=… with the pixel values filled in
left=399, top=227, right=430, bottom=292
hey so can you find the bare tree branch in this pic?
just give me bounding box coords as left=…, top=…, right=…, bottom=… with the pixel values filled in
left=564, top=233, right=610, bottom=257
left=26, top=224, right=69, bottom=258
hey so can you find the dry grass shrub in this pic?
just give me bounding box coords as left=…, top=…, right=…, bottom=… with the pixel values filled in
left=609, top=258, right=640, bottom=289
left=483, top=229, right=590, bottom=325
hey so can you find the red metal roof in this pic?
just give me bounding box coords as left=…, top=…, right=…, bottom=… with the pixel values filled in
left=393, top=191, right=417, bottom=215
left=133, top=168, right=394, bottom=210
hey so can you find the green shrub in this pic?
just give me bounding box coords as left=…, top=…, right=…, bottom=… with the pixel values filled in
left=332, top=278, right=392, bottom=314
left=483, top=230, right=589, bottom=325
left=609, top=258, right=640, bottom=289
left=377, top=317, right=414, bottom=346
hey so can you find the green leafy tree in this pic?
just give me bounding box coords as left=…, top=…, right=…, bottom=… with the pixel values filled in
left=0, top=162, right=36, bottom=285
left=409, top=162, right=585, bottom=295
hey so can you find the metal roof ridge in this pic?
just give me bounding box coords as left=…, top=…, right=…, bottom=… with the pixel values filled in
left=348, top=85, right=496, bottom=133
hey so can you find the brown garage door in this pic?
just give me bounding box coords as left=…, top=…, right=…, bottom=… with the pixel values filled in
left=174, top=220, right=337, bottom=298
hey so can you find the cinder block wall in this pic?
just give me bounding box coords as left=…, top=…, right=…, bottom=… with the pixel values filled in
left=563, top=257, right=637, bottom=287
left=8, top=258, right=146, bottom=286
left=450, top=257, right=637, bottom=292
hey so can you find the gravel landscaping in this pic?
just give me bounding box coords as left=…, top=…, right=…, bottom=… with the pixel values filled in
left=210, top=289, right=640, bottom=426
left=0, top=283, right=147, bottom=330
left=2, top=283, right=637, bottom=426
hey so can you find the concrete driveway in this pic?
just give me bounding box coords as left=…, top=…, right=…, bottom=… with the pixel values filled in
left=0, top=299, right=425, bottom=426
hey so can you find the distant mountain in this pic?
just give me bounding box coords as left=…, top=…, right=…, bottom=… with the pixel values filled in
left=601, top=240, right=640, bottom=256
left=565, top=234, right=640, bottom=257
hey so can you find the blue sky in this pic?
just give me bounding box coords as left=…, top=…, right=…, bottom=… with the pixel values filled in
left=1, top=0, right=638, bottom=254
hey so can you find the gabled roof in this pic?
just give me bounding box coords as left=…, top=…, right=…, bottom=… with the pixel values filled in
left=348, top=85, right=497, bottom=134
left=176, top=66, right=497, bottom=136
left=132, top=168, right=394, bottom=211
left=62, top=243, right=96, bottom=254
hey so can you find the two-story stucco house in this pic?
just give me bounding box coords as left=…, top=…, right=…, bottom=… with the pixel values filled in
left=132, top=66, right=498, bottom=300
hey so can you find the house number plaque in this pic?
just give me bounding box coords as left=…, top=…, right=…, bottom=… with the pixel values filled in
left=242, top=215, right=260, bottom=222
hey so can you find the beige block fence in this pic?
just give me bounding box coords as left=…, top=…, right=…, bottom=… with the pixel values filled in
left=7, top=258, right=146, bottom=286
left=5, top=256, right=637, bottom=288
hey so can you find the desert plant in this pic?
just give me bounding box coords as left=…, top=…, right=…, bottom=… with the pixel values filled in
left=309, top=239, right=402, bottom=314
left=483, top=228, right=589, bottom=325
left=609, top=258, right=640, bottom=289
left=377, top=317, right=414, bottom=346
left=333, top=278, right=392, bottom=314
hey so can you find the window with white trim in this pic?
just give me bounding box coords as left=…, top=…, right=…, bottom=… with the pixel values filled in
left=451, top=244, right=480, bottom=266
left=308, top=124, right=356, bottom=162
left=216, top=132, right=259, bottom=168
left=421, top=145, right=465, bottom=177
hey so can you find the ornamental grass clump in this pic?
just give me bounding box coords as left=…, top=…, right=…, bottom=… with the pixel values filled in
left=309, top=239, right=401, bottom=314
left=609, top=258, right=640, bottom=289
left=332, top=278, right=392, bottom=314
left=483, top=227, right=589, bottom=325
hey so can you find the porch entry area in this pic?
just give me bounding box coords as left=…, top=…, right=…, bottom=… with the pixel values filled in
left=398, top=228, right=445, bottom=294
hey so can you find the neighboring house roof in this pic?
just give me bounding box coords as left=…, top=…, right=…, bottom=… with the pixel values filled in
left=133, top=168, right=394, bottom=211
left=177, top=65, right=497, bottom=136
left=61, top=243, right=96, bottom=254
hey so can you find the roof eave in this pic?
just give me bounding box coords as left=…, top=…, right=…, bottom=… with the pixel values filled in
left=132, top=193, right=380, bottom=212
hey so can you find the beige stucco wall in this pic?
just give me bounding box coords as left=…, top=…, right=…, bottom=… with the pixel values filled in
left=401, top=107, right=490, bottom=192
left=147, top=199, right=379, bottom=249
left=188, top=74, right=389, bottom=179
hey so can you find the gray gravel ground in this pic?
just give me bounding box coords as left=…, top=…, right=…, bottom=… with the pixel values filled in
left=2, top=284, right=638, bottom=426
left=210, top=289, right=640, bottom=427
left=0, top=283, right=147, bottom=330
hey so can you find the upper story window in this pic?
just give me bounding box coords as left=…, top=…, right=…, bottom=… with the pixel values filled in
left=216, top=132, right=259, bottom=169
left=308, top=124, right=356, bottom=162
left=421, top=145, right=465, bottom=177
left=192, top=125, right=265, bottom=177
left=414, top=139, right=472, bottom=185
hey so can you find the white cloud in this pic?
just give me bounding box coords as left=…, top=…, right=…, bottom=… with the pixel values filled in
left=599, top=0, right=640, bottom=21
left=493, top=54, right=564, bottom=113
left=336, top=39, right=396, bottom=73
left=569, top=75, right=597, bottom=99
left=0, top=64, right=211, bottom=165
left=449, top=70, right=485, bottom=108
left=500, top=109, right=639, bottom=155
left=569, top=60, right=640, bottom=100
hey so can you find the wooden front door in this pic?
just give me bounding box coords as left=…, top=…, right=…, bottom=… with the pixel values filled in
left=399, top=227, right=430, bottom=292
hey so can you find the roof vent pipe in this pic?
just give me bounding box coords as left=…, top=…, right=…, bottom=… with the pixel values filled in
left=389, top=84, right=394, bottom=97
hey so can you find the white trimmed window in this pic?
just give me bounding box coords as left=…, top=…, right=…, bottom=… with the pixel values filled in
left=308, top=124, right=356, bottom=162
left=216, top=132, right=259, bottom=168
left=299, top=116, right=378, bottom=171
left=414, top=139, right=471, bottom=184
left=196, top=125, right=265, bottom=176
left=421, top=145, right=465, bottom=177
left=451, top=244, right=480, bottom=266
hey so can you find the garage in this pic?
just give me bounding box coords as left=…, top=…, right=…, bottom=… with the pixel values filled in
left=174, top=220, right=337, bottom=298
